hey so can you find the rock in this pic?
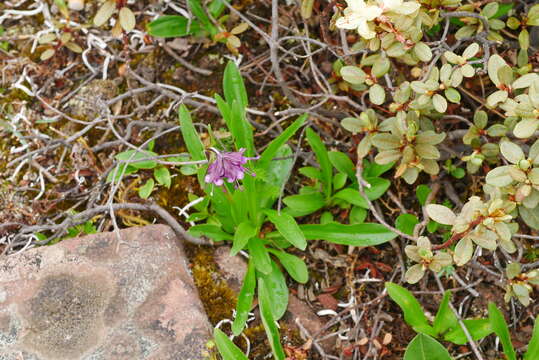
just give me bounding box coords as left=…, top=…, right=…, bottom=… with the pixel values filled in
left=213, top=246, right=335, bottom=352
left=66, top=79, right=118, bottom=119
left=0, top=225, right=212, bottom=360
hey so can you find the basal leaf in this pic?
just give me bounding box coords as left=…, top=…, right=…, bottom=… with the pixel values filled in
left=248, top=239, right=272, bottom=274
left=404, top=334, right=452, bottom=360
left=258, top=260, right=289, bottom=320
left=258, top=278, right=286, bottom=360
left=300, top=223, right=397, bottom=246
left=232, top=260, right=256, bottom=335
left=386, top=282, right=436, bottom=336
left=147, top=15, right=197, bottom=37
left=214, top=328, right=248, bottom=360
left=223, top=61, right=248, bottom=110
left=231, top=221, right=257, bottom=255
left=188, top=224, right=232, bottom=241
left=264, top=209, right=307, bottom=250
left=433, top=291, right=458, bottom=336
left=395, top=214, right=419, bottom=236
left=306, top=127, right=332, bottom=198
left=258, top=114, right=306, bottom=169
left=488, top=303, right=516, bottom=360
left=179, top=105, right=206, bottom=161
left=329, top=151, right=356, bottom=180
left=283, top=192, right=326, bottom=216
left=268, top=249, right=309, bottom=283
left=524, top=316, right=539, bottom=360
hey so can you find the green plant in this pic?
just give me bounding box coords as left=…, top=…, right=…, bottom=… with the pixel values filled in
left=281, top=135, right=392, bottom=224
left=404, top=333, right=452, bottom=360
left=35, top=217, right=97, bottom=244
left=106, top=140, right=172, bottom=199
left=147, top=0, right=226, bottom=38
left=488, top=303, right=539, bottom=360
left=452, top=3, right=510, bottom=42
left=147, top=0, right=250, bottom=54
left=386, top=282, right=492, bottom=345
left=369, top=111, right=446, bottom=184
left=178, top=61, right=398, bottom=359
left=213, top=328, right=248, bottom=360
left=424, top=197, right=517, bottom=266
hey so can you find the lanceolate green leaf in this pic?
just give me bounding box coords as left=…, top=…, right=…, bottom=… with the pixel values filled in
left=214, top=328, right=248, bottom=360
left=334, top=188, right=368, bottom=208
left=283, top=193, right=326, bottom=215
left=300, top=223, right=397, bottom=246
left=229, top=99, right=254, bottom=156
left=248, top=239, right=272, bottom=274
left=215, top=94, right=232, bottom=128
left=433, top=291, right=458, bottom=335
left=488, top=303, right=516, bottom=360
left=329, top=151, right=356, bottom=180
left=147, top=15, right=197, bottom=37
left=258, top=278, right=286, bottom=360
left=258, top=114, right=306, bottom=169
left=444, top=319, right=492, bottom=345
left=268, top=249, right=309, bottom=283
left=258, top=260, right=289, bottom=320
left=264, top=209, right=307, bottom=250
left=404, top=334, right=452, bottom=360
left=524, top=316, right=539, bottom=360
left=187, top=0, right=217, bottom=36
left=231, top=221, right=257, bottom=256
left=386, top=282, right=436, bottom=336
left=306, top=127, right=333, bottom=198
left=187, top=224, right=232, bottom=241
left=232, top=260, right=256, bottom=335
left=179, top=105, right=206, bottom=161
left=208, top=0, right=228, bottom=17
left=334, top=179, right=390, bottom=209
left=210, top=187, right=235, bottom=233
left=223, top=61, right=248, bottom=110
left=263, top=144, right=294, bottom=192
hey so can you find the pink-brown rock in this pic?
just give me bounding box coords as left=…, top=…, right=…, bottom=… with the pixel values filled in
left=0, top=225, right=212, bottom=360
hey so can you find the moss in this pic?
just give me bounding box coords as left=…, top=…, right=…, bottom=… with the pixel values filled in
left=187, top=246, right=237, bottom=325
left=185, top=245, right=305, bottom=358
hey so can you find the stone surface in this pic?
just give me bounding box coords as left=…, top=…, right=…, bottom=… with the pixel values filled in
left=0, top=225, right=212, bottom=360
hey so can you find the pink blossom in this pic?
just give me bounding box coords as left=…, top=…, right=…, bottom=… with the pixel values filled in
left=204, top=148, right=259, bottom=186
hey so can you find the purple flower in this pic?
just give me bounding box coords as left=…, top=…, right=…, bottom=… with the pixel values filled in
left=204, top=148, right=259, bottom=186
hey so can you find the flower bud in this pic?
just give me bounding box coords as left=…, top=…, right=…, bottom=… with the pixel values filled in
left=519, top=159, right=531, bottom=170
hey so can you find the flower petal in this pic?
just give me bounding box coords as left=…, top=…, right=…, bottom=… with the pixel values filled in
left=336, top=14, right=362, bottom=30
